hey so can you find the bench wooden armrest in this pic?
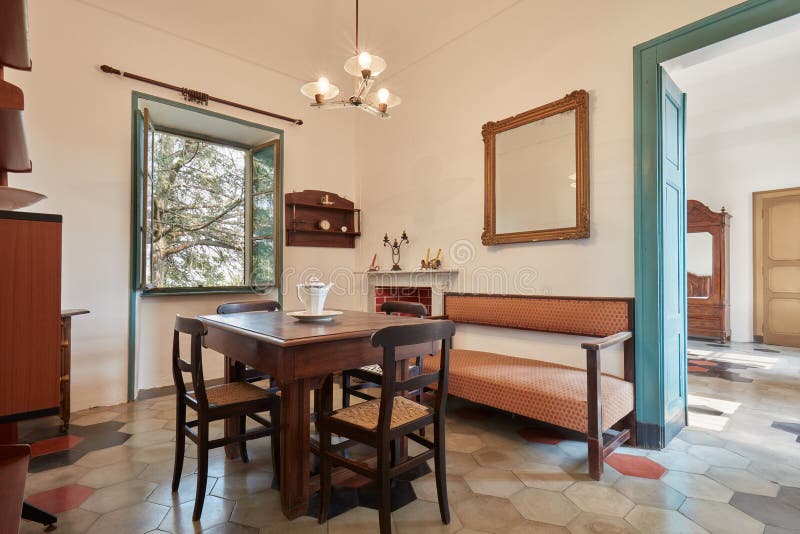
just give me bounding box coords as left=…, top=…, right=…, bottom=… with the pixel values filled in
left=581, top=331, right=632, bottom=351
left=584, top=330, right=635, bottom=479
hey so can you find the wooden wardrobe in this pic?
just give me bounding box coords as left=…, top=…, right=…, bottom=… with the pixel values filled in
left=0, top=211, right=63, bottom=421
left=687, top=200, right=731, bottom=341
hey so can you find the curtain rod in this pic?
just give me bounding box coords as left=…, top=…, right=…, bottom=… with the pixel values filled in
left=100, top=64, right=303, bottom=126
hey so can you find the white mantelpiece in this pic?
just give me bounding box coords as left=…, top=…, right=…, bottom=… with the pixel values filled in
left=358, top=269, right=459, bottom=316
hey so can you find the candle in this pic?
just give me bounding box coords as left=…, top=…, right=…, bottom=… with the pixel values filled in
left=425, top=248, right=430, bottom=264
left=434, top=248, right=441, bottom=261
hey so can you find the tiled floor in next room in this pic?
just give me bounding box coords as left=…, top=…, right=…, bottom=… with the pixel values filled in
left=17, top=340, right=800, bottom=533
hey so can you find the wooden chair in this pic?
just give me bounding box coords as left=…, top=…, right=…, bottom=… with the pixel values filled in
left=171, top=315, right=281, bottom=521
left=341, top=301, right=428, bottom=408
left=217, top=300, right=281, bottom=388
left=317, top=320, right=456, bottom=534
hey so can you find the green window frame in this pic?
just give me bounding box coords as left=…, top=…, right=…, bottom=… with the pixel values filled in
left=131, top=93, right=283, bottom=296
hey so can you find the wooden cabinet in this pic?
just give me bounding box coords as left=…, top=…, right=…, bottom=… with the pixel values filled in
left=285, top=190, right=361, bottom=248
left=0, top=211, right=62, bottom=419
left=687, top=200, right=731, bottom=342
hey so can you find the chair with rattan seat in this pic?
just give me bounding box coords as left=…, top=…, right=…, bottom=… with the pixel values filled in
left=341, top=301, right=428, bottom=409
left=317, top=320, right=455, bottom=534
left=171, top=315, right=281, bottom=521
left=217, top=300, right=281, bottom=388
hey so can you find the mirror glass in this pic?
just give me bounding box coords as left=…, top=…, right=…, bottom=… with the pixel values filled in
left=495, top=110, right=576, bottom=234
left=687, top=232, right=713, bottom=298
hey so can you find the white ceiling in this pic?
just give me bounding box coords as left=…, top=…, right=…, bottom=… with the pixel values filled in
left=76, top=0, right=521, bottom=85
left=665, top=14, right=800, bottom=143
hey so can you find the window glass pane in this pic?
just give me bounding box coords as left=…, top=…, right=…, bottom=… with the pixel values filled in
left=253, top=193, right=274, bottom=238
left=253, top=144, right=275, bottom=193
left=252, top=238, right=275, bottom=287
left=148, top=131, right=246, bottom=288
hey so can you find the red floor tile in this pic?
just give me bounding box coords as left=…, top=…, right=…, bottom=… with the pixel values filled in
left=30, top=435, right=84, bottom=457
left=517, top=427, right=564, bottom=445
left=606, top=453, right=666, bottom=479
left=688, top=365, right=710, bottom=373
left=26, top=484, right=94, bottom=514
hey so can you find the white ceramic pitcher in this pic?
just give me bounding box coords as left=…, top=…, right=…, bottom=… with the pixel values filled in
left=296, top=277, right=334, bottom=315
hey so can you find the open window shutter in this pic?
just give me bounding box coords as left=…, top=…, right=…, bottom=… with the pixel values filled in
left=134, top=108, right=154, bottom=289
left=249, top=140, right=279, bottom=288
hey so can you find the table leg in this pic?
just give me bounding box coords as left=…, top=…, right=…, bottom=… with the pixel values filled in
left=280, top=378, right=311, bottom=519
left=223, top=357, right=243, bottom=459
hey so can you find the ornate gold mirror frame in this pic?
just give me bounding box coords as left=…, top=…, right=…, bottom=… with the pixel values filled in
left=481, top=90, right=590, bottom=245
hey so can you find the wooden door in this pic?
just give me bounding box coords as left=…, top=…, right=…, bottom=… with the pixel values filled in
left=659, top=67, right=687, bottom=439
left=762, top=193, right=800, bottom=347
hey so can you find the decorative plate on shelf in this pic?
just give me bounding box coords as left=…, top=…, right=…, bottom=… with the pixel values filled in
left=286, top=310, right=343, bottom=322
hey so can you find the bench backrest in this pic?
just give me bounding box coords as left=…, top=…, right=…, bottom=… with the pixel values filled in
left=443, top=293, right=634, bottom=338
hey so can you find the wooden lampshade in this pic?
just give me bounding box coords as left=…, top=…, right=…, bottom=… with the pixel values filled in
left=0, top=0, right=32, bottom=71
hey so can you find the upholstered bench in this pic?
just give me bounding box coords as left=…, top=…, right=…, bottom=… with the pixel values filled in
left=423, top=293, right=636, bottom=479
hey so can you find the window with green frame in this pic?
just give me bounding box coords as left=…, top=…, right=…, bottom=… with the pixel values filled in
left=133, top=100, right=280, bottom=293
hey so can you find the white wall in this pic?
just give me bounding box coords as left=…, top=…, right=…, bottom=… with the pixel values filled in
left=8, top=0, right=359, bottom=409
left=354, top=0, right=738, bottom=371
left=669, top=19, right=800, bottom=342
left=8, top=0, right=746, bottom=409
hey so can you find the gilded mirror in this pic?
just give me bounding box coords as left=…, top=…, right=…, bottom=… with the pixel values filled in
left=481, top=90, right=589, bottom=245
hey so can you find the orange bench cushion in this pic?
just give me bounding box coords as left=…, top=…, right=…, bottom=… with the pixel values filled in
left=423, top=349, right=634, bottom=434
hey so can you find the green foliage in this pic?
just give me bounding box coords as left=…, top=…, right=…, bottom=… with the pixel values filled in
left=147, top=132, right=246, bottom=288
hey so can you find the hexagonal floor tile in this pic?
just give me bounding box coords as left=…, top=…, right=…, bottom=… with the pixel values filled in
left=464, top=467, right=525, bottom=498
left=510, top=488, right=581, bottom=526
left=455, top=494, right=523, bottom=532
left=81, top=478, right=157, bottom=514
left=688, top=445, right=750, bottom=469
left=679, top=498, right=765, bottom=534
left=472, top=447, right=527, bottom=470
left=613, top=477, right=686, bottom=510
left=564, top=482, right=635, bottom=517
left=567, top=512, right=637, bottom=534
left=513, top=462, right=575, bottom=492
left=625, top=505, right=706, bottom=533
left=706, top=466, right=779, bottom=497
left=445, top=432, right=485, bottom=454
left=606, top=453, right=666, bottom=479
left=661, top=471, right=733, bottom=502
left=411, top=473, right=474, bottom=504
left=25, top=484, right=94, bottom=514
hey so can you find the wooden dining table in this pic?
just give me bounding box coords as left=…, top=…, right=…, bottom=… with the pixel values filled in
left=197, top=309, right=431, bottom=520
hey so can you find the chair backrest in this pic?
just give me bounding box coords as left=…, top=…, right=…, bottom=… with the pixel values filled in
left=380, top=300, right=427, bottom=318
left=217, top=299, right=281, bottom=315
left=370, top=320, right=456, bottom=433
left=172, top=315, right=209, bottom=407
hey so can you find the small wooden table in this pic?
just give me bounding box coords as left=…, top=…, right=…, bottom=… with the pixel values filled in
left=198, top=309, right=430, bottom=519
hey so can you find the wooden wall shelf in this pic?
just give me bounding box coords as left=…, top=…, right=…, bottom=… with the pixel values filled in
left=285, top=190, right=361, bottom=248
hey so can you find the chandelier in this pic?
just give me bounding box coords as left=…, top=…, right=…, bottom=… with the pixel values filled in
left=300, top=0, right=400, bottom=118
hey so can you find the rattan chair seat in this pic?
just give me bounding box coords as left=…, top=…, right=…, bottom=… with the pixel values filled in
left=189, top=382, right=273, bottom=408
left=330, top=396, right=431, bottom=431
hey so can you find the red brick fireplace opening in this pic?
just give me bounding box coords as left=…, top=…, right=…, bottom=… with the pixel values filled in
left=374, top=286, right=432, bottom=315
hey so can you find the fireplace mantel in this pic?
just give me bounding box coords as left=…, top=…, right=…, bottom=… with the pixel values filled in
left=357, top=269, right=458, bottom=316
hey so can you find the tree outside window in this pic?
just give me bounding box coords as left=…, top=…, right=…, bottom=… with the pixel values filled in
left=134, top=104, right=279, bottom=293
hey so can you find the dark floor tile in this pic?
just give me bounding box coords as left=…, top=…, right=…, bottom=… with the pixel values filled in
left=777, top=486, right=800, bottom=511
left=306, top=486, right=360, bottom=519
left=772, top=422, right=800, bottom=439
left=357, top=478, right=417, bottom=512
left=754, top=347, right=781, bottom=353
left=731, top=492, right=800, bottom=529
left=28, top=449, right=89, bottom=473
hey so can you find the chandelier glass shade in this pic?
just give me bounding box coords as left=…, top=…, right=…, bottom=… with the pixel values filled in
left=300, top=0, right=400, bottom=118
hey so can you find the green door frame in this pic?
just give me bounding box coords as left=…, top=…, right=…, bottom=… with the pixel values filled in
left=633, top=0, right=800, bottom=448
